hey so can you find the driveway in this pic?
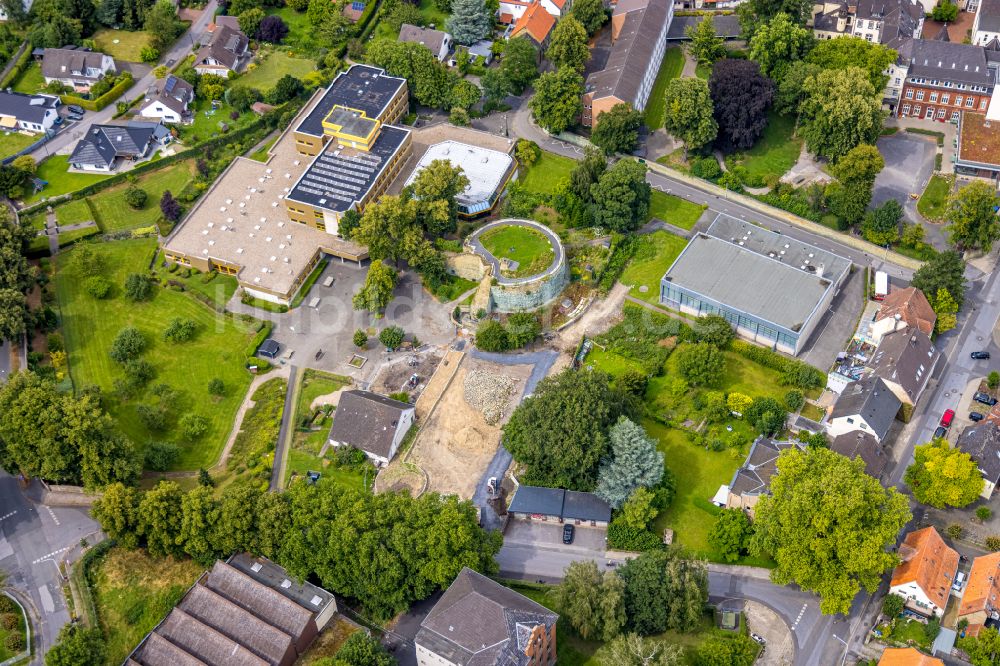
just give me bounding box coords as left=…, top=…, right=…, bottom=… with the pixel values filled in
left=798, top=266, right=865, bottom=371
left=874, top=132, right=946, bottom=250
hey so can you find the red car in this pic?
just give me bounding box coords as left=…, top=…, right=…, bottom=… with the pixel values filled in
left=940, top=409, right=956, bottom=428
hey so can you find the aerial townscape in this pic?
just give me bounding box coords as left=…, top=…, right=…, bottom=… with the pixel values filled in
left=8, top=0, right=1000, bottom=663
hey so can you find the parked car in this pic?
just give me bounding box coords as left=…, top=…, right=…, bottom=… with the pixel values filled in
left=934, top=426, right=948, bottom=439
left=750, top=633, right=766, bottom=645
left=67, top=104, right=84, bottom=115
left=562, top=524, right=574, bottom=544
left=953, top=571, right=967, bottom=591
left=975, top=392, right=998, bottom=406
left=53, top=116, right=62, bottom=125
left=972, top=351, right=991, bottom=360
left=940, top=409, right=956, bottom=428
left=67, top=114, right=83, bottom=122
left=971, top=412, right=986, bottom=422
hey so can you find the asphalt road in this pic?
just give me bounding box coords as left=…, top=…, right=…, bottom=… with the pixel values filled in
left=0, top=472, right=100, bottom=662
left=0, top=339, right=10, bottom=384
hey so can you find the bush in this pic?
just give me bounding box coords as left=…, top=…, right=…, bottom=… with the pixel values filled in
left=946, top=523, right=964, bottom=540
left=0, top=612, right=17, bottom=630
left=785, top=390, right=804, bottom=411
left=353, top=329, right=368, bottom=349
left=990, top=371, right=1000, bottom=390
left=123, top=273, right=152, bottom=301
left=691, top=156, right=722, bottom=180
left=180, top=414, right=209, bottom=440
left=5, top=632, right=23, bottom=652
left=140, top=45, right=160, bottom=63
left=163, top=317, right=197, bottom=343
left=109, top=326, right=146, bottom=364
left=882, top=593, right=903, bottom=618
left=124, top=185, right=148, bottom=209
left=0, top=597, right=13, bottom=614
left=379, top=325, right=405, bottom=349
left=607, top=518, right=663, bottom=551
left=136, top=404, right=167, bottom=431
left=84, top=275, right=112, bottom=299
left=987, top=535, right=1000, bottom=551
left=617, top=370, right=648, bottom=396
left=730, top=339, right=823, bottom=389
left=475, top=320, right=509, bottom=352
left=145, top=441, right=179, bottom=471
left=208, top=378, right=225, bottom=396
left=506, top=312, right=540, bottom=348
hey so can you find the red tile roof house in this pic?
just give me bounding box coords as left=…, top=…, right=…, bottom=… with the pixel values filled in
left=508, top=1, right=556, bottom=48
left=868, top=286, right=937, bottom=346
left=888, top=527, right=959, bottom=619
left=956, top=551, right=1000, bottom=637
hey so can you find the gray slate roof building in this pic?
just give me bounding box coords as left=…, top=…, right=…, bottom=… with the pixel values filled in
left=145, top=75, right=194, bottom=116
left=0, top=90, right=59, bottom=125
left=868, top=327, right=939, bottom=404
left=68, top=123, right=157, bottom=169
left=830, top=376, right=902, bottom=442
left=956, top=422, right=1000, bottom=487
left=856, top=0, right=923, bottom=48
left=728, top=438, right=802, bottom=499
left=830, top=430, right=887, bottom=478
left=667, top=14, right=740, bottom=39
left=197, top=17, right=249, bottom=71
left=41, top=47, right=114, bottom=83
left=908, top=40, right=994, bottom=87
left=980, top=0, right=1000, bottom=34
left=398, top=23, right=450, bottom=55
left=507, top=486, right=612, bottom=523
left=416, top=567, right=558, bottom=666
left=327, top=390, right=413, bottom=460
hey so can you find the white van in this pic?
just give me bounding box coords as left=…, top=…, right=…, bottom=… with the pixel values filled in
left=953, top=571, right=967, bottom=592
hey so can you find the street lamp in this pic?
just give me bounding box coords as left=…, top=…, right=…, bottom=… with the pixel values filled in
left=832, top=633, right=848, bottom=666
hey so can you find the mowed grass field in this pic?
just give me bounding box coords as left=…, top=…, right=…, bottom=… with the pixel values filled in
left=88, top=160, right=195, bottom=232
left=479, top=224, right=554, bottom=276
left=519, top=151, right=576, bottom=195
left=92, top=28, right=155, bottom=62
left=644, top=47, right=684, bottom=130
left=239, top=50, right=316, bottom=90
left=25, top=156, right=110, bottom=204
left=55, top=239, right=256, bottom=469
left=918, top=173, right=953, bottom=221
left=619, top=230, right=687, bottom=304
left=647, top=190, right=705, bottom=229
left=723, top=113, right=802, bottom=184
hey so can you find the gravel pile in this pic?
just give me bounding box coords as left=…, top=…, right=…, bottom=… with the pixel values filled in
left=464, top=370, right=516, bottom=425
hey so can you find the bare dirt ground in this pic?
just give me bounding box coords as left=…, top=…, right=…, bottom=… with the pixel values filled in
left=545, top=282, right=629, bottom=376
left=744, top=600, right=793, bottom=666
left=405, top=355, right=532, bottom=499
left=370, top=348, right=444, bottom=399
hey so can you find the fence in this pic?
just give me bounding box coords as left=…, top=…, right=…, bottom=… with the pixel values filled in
left=1, top=130, right=56, bottom=165
left=0, top=591, right=31, bottom=666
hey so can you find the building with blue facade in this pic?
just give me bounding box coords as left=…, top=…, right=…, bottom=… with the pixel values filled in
left=659, top=215, right=851, bottom=355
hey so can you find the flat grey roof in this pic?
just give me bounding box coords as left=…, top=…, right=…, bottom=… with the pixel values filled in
left=662, top=215, right=851, bottom=333
left=296, top=64, right=406, bottom=138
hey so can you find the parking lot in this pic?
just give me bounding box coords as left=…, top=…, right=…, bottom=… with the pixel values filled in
left=496, top=519, right=610, bottom=582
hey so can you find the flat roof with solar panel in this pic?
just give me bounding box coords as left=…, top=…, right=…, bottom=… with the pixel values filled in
left=286, top=124, right=410, bottom=213
left=296, top=64, right=406, bottom=138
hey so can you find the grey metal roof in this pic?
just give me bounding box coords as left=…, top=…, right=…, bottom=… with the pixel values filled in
left=729, top=438, right=801, bottom=497
left=830, top=430, right=887, bottom=478
left=228, top=552, right=336, bottom=616
left=868, top=327, right=938, bottom=403
left=908, top=40, right=994, bottom=87
left=296, top=65, right=406, bottom=138
left=585, top=0, right=670, bottom=105
left=327, top=389, right=413, bottom=459
left=980, top=0, right=1000, bottom=34
left=855, top=0, right=923, bottom=48
left=398, top=24, right=449, bottom=54
left=661, top=215, right=851, bottom=334
left=0, top=90, right=58, bottom=124
left=562, top=490, right=611, bottom=523
left=68, top=123, right=154, bottom=168
left=830, top=376, right=901, bottom=441
left=145, top=75, right=193, bottom=116
left=507, top=485, right=565, bottom=516
left=41, top=47, right=111, bottom=81
left=667, top=14, right=741, bottom=39
left=957, top=422, right=1000, bottom=483
left=197, top=21, right=248, bottom=70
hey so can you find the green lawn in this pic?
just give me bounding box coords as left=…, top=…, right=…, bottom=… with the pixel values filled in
left=297, top=368, right=352, bottom=417
left=88, top=161, right=194, bottom=232
left=55, top=198, right=95, bottom=226
left=239, top=50, right=317, bottom=91
left=585, top=347, right=646, bottom=376
left=647, top=190, right=705, bottom=229
left=800, top=402, right=825, bottom=421
left=10, top=61, right=44, bottom=94
left=90, top=546, right=205, bottom=666
left=164, top=264, right=240, bottom=310
left=0, top=594, right=27, bottom=661
left=374, top=0, right=449, bottom=40
left=177, top=98, right=255, bottom=144
left=23, top=211, right=47, bottom=231
left=55, top=239, right=256, bottom=470
left=290, top=259, right=328, bottom=308
left=92, top=28, right=154, bottom=62
left=265, top=6, right=318, bottom=51
left=644, top=47, right=684, bottom=130
left=918, top=174, right=953, bottom=221
left=619, top=230, right=687, bottom=304
left=0, top=130, right=36, bottom=159
left=425, top=273, right=479, bottom=302
left=519, top=151, right=577, bottom=195
left=695, top=62, right=712, bottom=80
left=480, top=224, right=554, bottom=277
left=58, top=226, right=101, bottom=246
left=249, top=134, right=279, bottom=162
left=723, top=113, right=802, bottom=184
left=24, top=155, right=111, bottom=204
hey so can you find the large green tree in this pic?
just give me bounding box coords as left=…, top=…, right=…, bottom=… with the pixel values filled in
left=366, top=41, right=464, bottom=109
left=501, top=36, right=540, bottom=94
left=596, top=634, right=683, bottom=666
left=693, top=635, right=759, bottom=666
left=749, top=447, right=911, bottom=615
left=45, top=625, right=105, bottom=666
left=590, top=158, right=651, bottom=233
left=618, top=550, right=708, bottom=635
left=530, top=66, right=584, bottom=134
left=553, top=560, right=626, bottom=641
left=591, top=103, right=643, bottom=155
left=137, top=480, right=185, bottom=558
left=503, top=368, right=633, bottom=489
left=352, top=260, right=399, bottom=314
left=709, top=508, right=753, bottom=563
left=407, top=159, right=470, bottom=235
left=827, top=144, right=885, bottom=226
left=91, top=482, right=142, bottom=549
left=958, top=627, right=1000, bottom=666
left=946, top=180, right=1000, bottom=252
left=674, top=342, right=724, bottom=386
left=861, top=199, right=903, bottom=246
left=686, top=15, right=726, bottom=66
left=747, top=12, right=813, bottom=80
left=570, top=0, right=607, bottom=34
left=911, top=249, right=967, bottom=308
left=662, top=77, right=717, bottom=153
left=595, top=416, right=664, bottom=508
left=447, top=0, right=492, bottom=45
left=799, top=67, right=885, bottom=160
left=332, top=631, right=396, bottom=666
left=805, top=37, right=897, bottom=89
left=547, top=15, right=590, bottom=71
left=905, top=438, right=984, bottom=509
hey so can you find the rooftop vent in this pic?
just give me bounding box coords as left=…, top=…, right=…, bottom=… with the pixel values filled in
left=310, top=595, right=323, bottom=606
left=281, top=579, right=292, bottom=589
left=250, top=562, right=262, bottom=572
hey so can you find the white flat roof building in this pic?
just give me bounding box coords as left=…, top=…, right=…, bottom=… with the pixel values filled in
left=403, top=140, right=516, bottom=216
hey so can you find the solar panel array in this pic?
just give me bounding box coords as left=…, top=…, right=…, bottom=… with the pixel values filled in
left=352, top=2, right=365, bottom=10
left=164, top=76, right=177, bottom=94
left=293, top=150, right=384, bottom=210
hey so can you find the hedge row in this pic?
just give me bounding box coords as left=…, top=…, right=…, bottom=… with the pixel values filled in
left=244, top=320, right=274, bottom=359
left=598, top=233, right=643, bottom=292
left=730, top=339, right=824, bottom=389
left=60, top=73, right=135, bottom=112
left=0, top=42, right=31, bottom=89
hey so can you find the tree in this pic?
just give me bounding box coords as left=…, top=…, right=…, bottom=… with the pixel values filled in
left=806, top=37, right=897, bottom=89
left=353, top=329, right=368, bottom=348
left=238, top=7, right=265, bottom=38
left=180, top=413, right=208, bottom=440
left=989, top=371, right=1000, bottom=390
left=911, top=250, right=967, bottom=308
left=799, top=67, right=884, bottom=160
left=905, top=438, right=984, bottom=508
left=353, top=260, right=398, bottom=313
left=693, top=315, right=734, bottom=348
left=748, top=12, right=813, bottom=80
left=501, top=36, right=539, bottom=94
left=946, top=180, right=1000, bottom=252
left=596, top=634, right=683, bottom=666
left=408, top=159, right=469, bottom=235
left=621, top=487, right=658, bottom=530
left=708, top=58, right=774, bottom=153
left=745, top=396, right=787, bottom=435
left=590, top=158, right=650, bottom=233
left=267, top=74, right=304, bottom=104
left=450, top=79, right=480, bottom=110
left=749, top=448, right=911, bottom=615
left=137, top=480, right=185, bottom=557
left=208, top=378, right=225, bottom=396
left=109, top=326, right=145, bottom=363
left=352, top=196, right=424, bottom=265
left=663, top=78, right=717, bottom=153
left=124, top=185, right=147, bottom=209
left=591, top=103, right=643, bottom=155
left=91, top=482, right=141, bottom=549
left=595, top=417, right=664, bottom=508
left=882, top=593, right=904, bottom=618
left=481, top=67, right=513, bottom=104
left=475, top=319, right=509, bottom=351
left=379, top=325, right=405, bottom=349
left=123, top=273, right=151, bottom=301
left=29, top=14, right=81, bottom=48
left=959, top=627, right=1000, bottom=666
left=862, top=199, right=902, bottom=246
left=693, top=635, right=758, bottom=666
left=257, top=14, right=288, bottom=42
left=687, top=15, right=726, bottom=66
left=144, top=0, right=183, bottom=50
left=530, top=67, right=584, bottom=134
left=547, top=16, right=589, bottom=71
left=828, top=144, right=885, bottom=226
left=570, top=146, right=607, bottom=201
left=570, top=0, right=606, bottom=34
left=554, top=561, right=627, bottom=641
left=179, top=485, right=220, bottom=564
left=504, top=369, right=632, bottom=489
left=163, top=317, right=196, bottom=343
left=933, top=288, right=959, bottom=334
left=447, top=0, right=491, bottom=44
left=618, top=550, right=708, bottom=635
left=709, top=508, right=752, bottom=562
left=333, top=631, right=396, bottom=666
left=45, top=624, right=105, bottom=666
left=932, top=0, right=958, bottom=21
left=225, top=85, right=261, bottom=112
left=160, top=190, right=182, bottom=222
left=674, top=342, right=724, bottom=386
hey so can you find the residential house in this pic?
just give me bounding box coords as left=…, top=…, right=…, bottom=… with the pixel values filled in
left=508, top=1, right=557, bottom=48
left=878, top=648, right=945, bottom=666
left=897, top=39, right=996, bottom=121
left=869, top=286, right=936, bottom=345
left=889, top=527, right=959, bottom=618
left=867, top=327, right=939, bottom=408
left=138, top=75, right=194, bottom=124
left=450, top=40, right=494, bottom=66
left=342, top=0, right=366, bottom=21
left=810, top=0, right=923, bottom=48
left=830, top=430, right=888, bottom=478
left=398, top=24, right=453, bottom=61
left=956, top=551, right=1000, bottom=637
left=195, top=15, right=251, bottom=76
left=415, top=567, right=558, bottom=666
left=724, top=438, right=803, bottom=516
left=955, top=421, right=1000, bottom=498
left=581, top=0, right=673, bottom=125
left=0, top=90, right=60, bottom=133
left=974, top=0, right=1000, bottom=45
left=327, top=390, right=414, bottom=466
left=41, top=47, right=116, bottom=92
left=827, top=376, right=902, bottom=443
left=498, top=0, right=566, bottom=24
left=68, top=122, right=166, bottom=172
left=126, top=554, right=337, bottom=666
left=507, top=485, right=612, bottom=527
